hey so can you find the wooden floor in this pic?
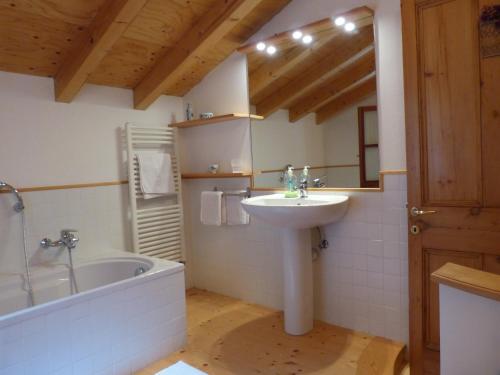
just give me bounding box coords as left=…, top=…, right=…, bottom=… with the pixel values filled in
left=137, top=289, right=406, bottom=375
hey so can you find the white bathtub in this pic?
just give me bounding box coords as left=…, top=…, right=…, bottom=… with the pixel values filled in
left=0, top=251, right=186, bottom=374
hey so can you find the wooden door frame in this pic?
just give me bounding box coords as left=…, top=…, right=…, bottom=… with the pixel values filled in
left=401, top=0, right=425, bottom=373
left=357, top=105, right=379, bottom=188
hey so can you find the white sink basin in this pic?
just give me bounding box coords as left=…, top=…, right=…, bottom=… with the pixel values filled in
left=241, top=194, right=349, bottom=229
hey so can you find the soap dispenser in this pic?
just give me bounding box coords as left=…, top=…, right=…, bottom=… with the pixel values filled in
left=300, top=165, right=310, bottom=186
left=284, top=166, right=298, bottom=198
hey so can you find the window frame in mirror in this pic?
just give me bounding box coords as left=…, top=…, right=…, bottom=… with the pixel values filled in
left=357, top=105, right=379, bottom=188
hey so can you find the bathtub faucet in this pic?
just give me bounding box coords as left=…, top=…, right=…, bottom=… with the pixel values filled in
left=41, top=230, right=79, bottom=250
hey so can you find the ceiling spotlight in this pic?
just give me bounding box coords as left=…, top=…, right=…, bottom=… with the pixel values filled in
left=334, top=16, right=346, bottom=26
left=266, top=45, right=277, bottom=55
left=344, top=22, right=356, bottom=32
left=256, top=42, right=266, bottom=51
left=292, top=30, right=303, bottom=40
left=302, top=35, right=313, bottom=44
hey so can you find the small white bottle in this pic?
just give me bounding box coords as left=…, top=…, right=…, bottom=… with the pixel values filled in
left=186, top=103, right=194, bottom=120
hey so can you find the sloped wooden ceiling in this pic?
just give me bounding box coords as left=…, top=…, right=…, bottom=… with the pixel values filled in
left=0, top=0, right=290, bottom=108
left=243, top=6, right=377, bottom=124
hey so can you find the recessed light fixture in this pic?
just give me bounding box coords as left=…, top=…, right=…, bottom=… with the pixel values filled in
left=344, top=22, right=356, bottom=32
left=334, top=16, right=346, bottom=26
left=302, top=35, right=313, bottom=44
left=256, top=42, right=266, bottom=51
left=292, top=30, right=303, bottom=40
left=266, top=45, right=277, bottom=55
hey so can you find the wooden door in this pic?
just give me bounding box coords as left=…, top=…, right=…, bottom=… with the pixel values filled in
left=402, top=0, right=500, bottom=374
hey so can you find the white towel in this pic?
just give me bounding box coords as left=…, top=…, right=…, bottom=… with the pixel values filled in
left=226, top=195, right=250, bottom=225
left=200, top=191, right=224, bottom=226
left=156, top=361, right=207, bottom=374
left=136, top=152, right=175, bottom=199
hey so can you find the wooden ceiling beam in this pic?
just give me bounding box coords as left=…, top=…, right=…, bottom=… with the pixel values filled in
left=288, top=49, right=376, bottom=122
left=133, top=0, right=263, bottom=110
left=254, top=25, right=374, bottom=118
left=54, top=0, right=147, bottom=103
left=315, top=76, right=377, bottom=125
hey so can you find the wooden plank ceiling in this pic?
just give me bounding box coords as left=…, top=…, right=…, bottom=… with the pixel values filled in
left=0, top=0, right=290, bottom=108
left=244, top=6, right=377, bottom=124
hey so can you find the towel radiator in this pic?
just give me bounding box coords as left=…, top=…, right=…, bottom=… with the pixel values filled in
left=125, top=123, right=185, bottom=262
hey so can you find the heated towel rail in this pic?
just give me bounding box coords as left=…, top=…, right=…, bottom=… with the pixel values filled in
left=125, top=123, right=185, bottom=262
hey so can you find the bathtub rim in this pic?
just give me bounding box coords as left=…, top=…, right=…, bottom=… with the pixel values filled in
left=0, top=250, right=184, bottom=329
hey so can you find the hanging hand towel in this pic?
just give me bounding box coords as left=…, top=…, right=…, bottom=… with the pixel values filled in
left=136, top=152, right=175, bottom=199
left=226, top=195, right=250, bottom=225
left=200, top=191, right=224, bottom=226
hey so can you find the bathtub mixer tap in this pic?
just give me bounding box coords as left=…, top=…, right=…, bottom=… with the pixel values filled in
left=41, top=230, right=79, bottom=250
left=41, top=230, right=80, bottom=294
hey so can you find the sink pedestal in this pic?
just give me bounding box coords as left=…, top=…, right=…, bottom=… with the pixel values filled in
left=282, top=228, right=313, bottom=335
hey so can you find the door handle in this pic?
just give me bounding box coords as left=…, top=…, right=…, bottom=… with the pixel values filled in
left=410, top=206, right=437, bottom=217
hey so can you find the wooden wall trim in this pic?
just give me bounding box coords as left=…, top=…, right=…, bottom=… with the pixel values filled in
left=257, top=164, right=360, bottom=174
left=0, top=180, right=128, bottom=193
left=431, top=262, right=500, bottom=302
left=1, top=170, right=407, bottom=194
left=251, top=169, right=407, bottom=193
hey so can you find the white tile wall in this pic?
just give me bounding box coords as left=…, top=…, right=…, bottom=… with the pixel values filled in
left=0, top=271, right=186, bottom=375
left=185, top=174, right=409, bottom=343
left=0, top=185, right=131, bottom=274
left=316, top=174, right=409, bottom=343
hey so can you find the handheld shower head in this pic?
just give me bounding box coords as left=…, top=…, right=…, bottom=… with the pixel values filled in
left=0, top=181, right=25, bottom=212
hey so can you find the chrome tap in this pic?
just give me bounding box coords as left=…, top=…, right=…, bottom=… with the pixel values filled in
left=41, top=230, right=79, bottom=250
left=312, top=176, right=327, bottom=188
left=298, top=178, right=308, bottom=198
left=0, top=181, right=24, bottom=212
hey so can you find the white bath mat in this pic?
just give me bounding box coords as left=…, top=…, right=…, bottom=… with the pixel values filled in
left=156, top=361, right=208, bottom=375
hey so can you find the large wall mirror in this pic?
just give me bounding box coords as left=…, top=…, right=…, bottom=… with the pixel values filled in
left=243, top=7, right=379, bottom=189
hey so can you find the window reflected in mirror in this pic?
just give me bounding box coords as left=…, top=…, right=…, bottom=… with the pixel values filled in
left=242, top=6, right=380, bottom=189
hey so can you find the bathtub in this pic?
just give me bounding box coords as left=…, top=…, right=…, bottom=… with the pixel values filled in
left=0, top=251, right=186, bottom=374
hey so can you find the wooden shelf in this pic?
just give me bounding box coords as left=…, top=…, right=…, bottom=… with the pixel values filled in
left=181, top=172, right=252, bottom=179
left=169, top=113, right=264, bottom=129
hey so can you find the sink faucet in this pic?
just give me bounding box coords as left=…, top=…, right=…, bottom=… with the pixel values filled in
left=41, top=230, right=79, bottom=250
left=313, top=176, right=327, bottom=188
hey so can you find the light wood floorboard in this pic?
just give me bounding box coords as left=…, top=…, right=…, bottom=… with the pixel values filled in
left=137, top=289, right=406, bottom=375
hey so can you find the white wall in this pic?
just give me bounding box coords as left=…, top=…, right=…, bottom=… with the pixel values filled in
left=0, top=72, right=183, bottom=187
left=178, top=54, right=252, bottom=175
left=439, top=285, right=500, bottom=375
left=183, top=53, right=250, bottom=117
left=248, top=0, right=406, bottom=171
left=0, top=71, right=184, bottom=274
left=252, top=110, right=325, bottom=171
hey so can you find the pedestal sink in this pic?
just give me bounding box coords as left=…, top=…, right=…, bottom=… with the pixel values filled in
left=241, top=194, right=349, bottom=335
